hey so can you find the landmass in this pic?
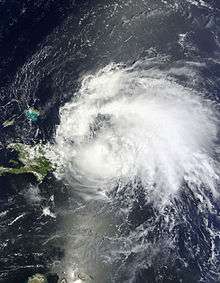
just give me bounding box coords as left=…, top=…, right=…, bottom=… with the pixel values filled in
left=0, top=143, right=54, bottom=182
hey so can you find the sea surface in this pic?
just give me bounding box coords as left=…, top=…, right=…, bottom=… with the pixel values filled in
left=0, top=1, right=220, bottom=282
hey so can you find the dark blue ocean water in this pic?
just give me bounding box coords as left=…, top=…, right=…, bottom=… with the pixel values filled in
left=0, top=1, right=220, bottom=282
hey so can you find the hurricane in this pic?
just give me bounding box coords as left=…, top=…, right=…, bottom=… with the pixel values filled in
left=54, top=61, right=219, bottom=199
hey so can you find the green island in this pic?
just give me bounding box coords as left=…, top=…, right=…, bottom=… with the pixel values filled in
left=0, top=143, right=54, bottom=182
left=27, top=273, right=48, bottom=283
